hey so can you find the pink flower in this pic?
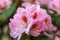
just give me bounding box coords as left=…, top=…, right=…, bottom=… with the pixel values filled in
left=54, top=30, right=60, bottom=40
left=9, top=4, right=57, bottom=40
left=21, top=0, right=52, bottom=7
left=36, top=0, right=53, bottom=6
left=54, top=36, right=60, bottom=40
left=56, top=30, right=60, bottom=36
left=43, top=32, right=60, bottom=40
left=0, top=0, right=12, bottom=13
left=9, top=8, right=28, bottom=40
left=21, top=0, right=37, bottom=7
left=48, top=0, right=60, bottom=15
left=43, top=32, right=54, bottom=39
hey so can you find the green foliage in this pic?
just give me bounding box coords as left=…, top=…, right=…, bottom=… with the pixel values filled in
left=0, top=2, right=18, bottom=26
left=21, top=33, right=30, bottom=40
left=55, top=16, right=60, bottom=28
left=30, top=35, right=52, bottom=40
left=52, top=15, right=60, bottom=28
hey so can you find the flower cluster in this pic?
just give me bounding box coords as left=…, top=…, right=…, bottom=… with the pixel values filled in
left=9, top=4, right=57, bottom=40
left=8, top=0, right=60, bottom=40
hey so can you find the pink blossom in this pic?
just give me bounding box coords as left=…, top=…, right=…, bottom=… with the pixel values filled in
left=43, top=32, right=54, bottom=39
left=0, top=0, right=12, bottom=13
left=56, top=30, right=60, bottom=36
left=54, top=30, right=60, bottom=40
left=36, top=0, right=53, bottom=6
left=48, top=0, right=60, bottom=15
left=54, top=36, right=60, bottom=40
left=43, top=32, right=60, bottom=40
left=9, top=8, right=28, bottom=40
left=9, top=4, right=57, bottom=40
left=21, top=0, right=37, bottom=7
left=22, top=0, right=53, bottom=7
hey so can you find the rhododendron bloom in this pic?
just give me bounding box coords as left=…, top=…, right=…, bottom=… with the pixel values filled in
left=21, top=0, right=37, bottom=7
left=43, top=32, right=60, bottom=40
left=48, top=0, right=60, bottom=15
left=9, top=4, right=57, bottom=40
left=56, top=30, right=60, bottom=36
left=54, top=36, right=60, bottom=40
left=22, top=0, right=52, bottom=7
left=0, top=0, right=12, bottom=13
left=36, top=0, right=53, bottom=6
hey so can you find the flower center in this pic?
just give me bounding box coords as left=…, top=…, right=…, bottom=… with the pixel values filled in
left=31, top=23, right=38, bottom=30
left=33, top=12, right=38, bottom=19
left=22, top=15, right=27, bottom=23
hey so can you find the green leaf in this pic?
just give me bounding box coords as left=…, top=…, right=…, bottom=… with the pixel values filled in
left=30, top=35, right=52, bottom=40
left=55, top=16, right=60, bottom=28
left=21, top=33, right=30, bottom=40
left=46, top=38, right=52, bottom=40
left=0, top=2, right=18, bottom=26
left=13, top=33, right=29, bottom=40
